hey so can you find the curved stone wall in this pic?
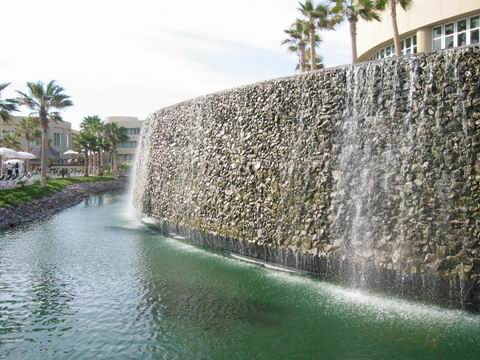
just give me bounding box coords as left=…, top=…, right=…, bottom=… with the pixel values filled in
left=134, top=46, right=480, bottom=309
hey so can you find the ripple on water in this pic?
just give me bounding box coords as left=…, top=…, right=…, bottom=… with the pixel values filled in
left=1, top=193, right=480, bottom=360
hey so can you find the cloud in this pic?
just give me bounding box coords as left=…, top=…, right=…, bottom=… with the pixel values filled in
left=0, top=0, right=350, bottom=129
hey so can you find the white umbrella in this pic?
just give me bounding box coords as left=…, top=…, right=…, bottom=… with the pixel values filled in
left=0, top=147, right=19, bottom=177
left=0, top=147, right=18, bottom=157
left=63, top=150, right=79, bottom=155
left=15, top=151, right=36, bottom=159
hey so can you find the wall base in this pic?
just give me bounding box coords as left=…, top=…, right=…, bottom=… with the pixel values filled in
left=143, top=217, right=480, bottom=312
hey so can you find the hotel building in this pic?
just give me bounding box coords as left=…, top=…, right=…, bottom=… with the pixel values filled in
left=357, top=0, right=480, bottom=62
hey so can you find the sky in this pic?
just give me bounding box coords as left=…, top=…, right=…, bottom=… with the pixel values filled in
left=1, top=0, right=350, bottom=130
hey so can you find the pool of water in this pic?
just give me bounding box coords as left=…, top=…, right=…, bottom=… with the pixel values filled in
left=1, top=192, right=480, bottom=359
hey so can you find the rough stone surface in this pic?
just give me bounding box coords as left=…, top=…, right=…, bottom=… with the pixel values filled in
left=0, top=179, right=126, bottom=230
left=134, top=46, right=480, bottom=309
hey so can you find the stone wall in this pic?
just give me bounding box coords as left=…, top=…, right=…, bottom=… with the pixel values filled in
left=134, top=46, right=480, bottom=308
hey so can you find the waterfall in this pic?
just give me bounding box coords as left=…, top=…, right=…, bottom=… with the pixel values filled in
left=133, top=46, right=480, bottom=308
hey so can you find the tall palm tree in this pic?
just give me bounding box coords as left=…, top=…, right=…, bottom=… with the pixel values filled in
left=16, top=81, right=73, bottom=187
left=376, top=0, right=413, bottom=56
left=298, top=1, right=333, bottom=71
left=74, top=131, right=96, bottom=177
left=282, top=20, right=309, bottom=73
left=15, top=117, right=41, bottom=172
left=0, top=83, right=18, bottom=123
left=331, top=0, right=383, bottom=64
left=80, top=115, right=104, bottom=175
left=103, top=122, right=128, bottom=175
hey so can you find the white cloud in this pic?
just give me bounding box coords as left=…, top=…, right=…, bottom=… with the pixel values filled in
left=1, top=0, right=350, bottom=129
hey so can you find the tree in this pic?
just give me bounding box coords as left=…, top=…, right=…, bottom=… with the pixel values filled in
left=282, top=20, right=309, bottom=73
left=15, top=117, right=41, bottom=172
left=376, top=0, right=413, bottom=56
left=1, top=132, right=21, bottom=150
left=0, top=83, right=18, bottom=123
left=80, top=115, right=104, bottom=175
left=103, top=122, right=128, bottom=175
left=74, top=131, right=96, bottom=177
left=305, top=53, right=325, bottom=70
left=331, top=0, right=383, bottom=64
left=16, top=81, right=73, bottom=187
left=298, top=1, right=334, bottom=71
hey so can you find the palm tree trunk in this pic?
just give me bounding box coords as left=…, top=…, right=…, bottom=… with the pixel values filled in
left=26, top=142, right=30, bottom=173
left=390, top=0, right=402, bottom=57
left=40, top=122, right=49, bottom=188
left=84, top=150, right=89, bottom=177
left=98, top=150, right=103, bottom=175
left=112, top=146, right=117, bottom=175
left=300, top=46, right=306, bottom=72
left=309, top=26, right=317, bottom=71
left=91, top=152, right=95, bottom=175
left=92, top=152, right=96, bottom=176
left=349, top=19, right=358, bottom=64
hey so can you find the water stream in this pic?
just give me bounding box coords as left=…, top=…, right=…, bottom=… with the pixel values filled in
left=1, top=191, right=480, bottom=359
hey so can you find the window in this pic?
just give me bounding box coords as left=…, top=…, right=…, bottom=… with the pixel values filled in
left=119, top=141, right=138, bottom=148
left=432, top=14, right=480, bottom=51
left=54, top=133, right=61, bottom=147
left=472, top=16, right=480, bottom=45
left=401, top=35, right=417, bottom=55
left=433, top=26, right=442, bottom=50
left=368, top=35, right=416, bottom=61
left=128, top=128, right=140, bottom=135
left=445, top=22, right=455, bottom=48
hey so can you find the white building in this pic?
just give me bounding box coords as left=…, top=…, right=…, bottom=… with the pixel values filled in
left=104, top=116, right=143, bottom=164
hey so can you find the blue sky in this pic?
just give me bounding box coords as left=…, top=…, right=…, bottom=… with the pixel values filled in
left=1, top=0, right=350, bottom=129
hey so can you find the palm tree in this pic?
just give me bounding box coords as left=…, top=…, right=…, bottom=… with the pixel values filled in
left=74, top=131, right=96, bottom=177
left=0, top=83, right=18, bottom=123
left=298, top=1, right=333, bottom=71
left=16, top=81, right=73, bottom=187
left=1, top=132, right=21, bottom=149
left=80, top=115, right=104, bottom=175
left=376, top=0, right=413, bottom=56
left=103, top=122, right=128, bottom=175
left=282, top=20, right=309, bottom=72
left=331, top=0, right=383, bottom=64
left=15, top=117, right=41, bottom=172
left=305, top=53, right=325, bottom=70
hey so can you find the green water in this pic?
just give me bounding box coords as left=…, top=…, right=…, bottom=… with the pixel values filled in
left=1, top=192, right=479, bottom=360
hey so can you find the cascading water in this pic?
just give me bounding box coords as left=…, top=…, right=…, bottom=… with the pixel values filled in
left=134, top=46, right=480, bottom=309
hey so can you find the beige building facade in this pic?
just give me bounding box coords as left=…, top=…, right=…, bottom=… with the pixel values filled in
left=104, top=116, right=143, bottom=164
left=357, top=0, right=480, bottom=62
left=0, top=116, right=74, bottom=156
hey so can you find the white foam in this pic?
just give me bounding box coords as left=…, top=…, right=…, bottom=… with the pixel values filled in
left=264, top=270, right=480, bottom=325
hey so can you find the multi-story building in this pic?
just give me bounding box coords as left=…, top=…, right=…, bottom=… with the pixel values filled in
left=104, top=116, right=143, bottom=164
left=0, top=116, right=74, bottom=156
left=357, top=0, right=480, bottom=62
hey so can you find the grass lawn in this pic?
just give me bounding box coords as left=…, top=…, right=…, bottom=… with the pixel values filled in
left=0, top=176, right=115, bottom=208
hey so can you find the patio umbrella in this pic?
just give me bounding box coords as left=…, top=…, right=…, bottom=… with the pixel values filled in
left=63, top=149, right=79, bottom=155
left=0, top=147, right=19, bottom=177
left=15, top=151, right=37, bottom=159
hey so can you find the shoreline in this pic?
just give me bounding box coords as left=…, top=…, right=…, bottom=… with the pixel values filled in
left=0, top=178, right=127, bottom=230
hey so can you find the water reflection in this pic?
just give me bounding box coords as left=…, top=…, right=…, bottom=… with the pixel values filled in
left=0, top=192, right=479, bottom=360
